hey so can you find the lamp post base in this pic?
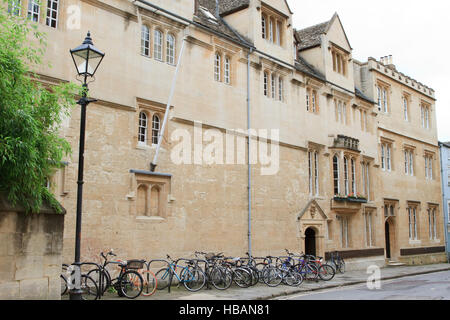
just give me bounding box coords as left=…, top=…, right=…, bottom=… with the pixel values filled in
left=69, top=289, right=83, bottom=300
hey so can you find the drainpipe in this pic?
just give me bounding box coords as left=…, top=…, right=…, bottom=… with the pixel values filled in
left=247, top=47, right=253, bottom=258
left=439, top=143, right=450, bottom=263
left=150, top=35, right=187, bottom=172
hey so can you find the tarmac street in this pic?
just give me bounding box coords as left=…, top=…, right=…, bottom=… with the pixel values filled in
left=97, top=263, right=450, bottom=300
left=277, top=270, right=450, bottom=300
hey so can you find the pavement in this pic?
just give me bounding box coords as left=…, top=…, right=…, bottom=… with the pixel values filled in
left=100, top=262, right=450, bottom=300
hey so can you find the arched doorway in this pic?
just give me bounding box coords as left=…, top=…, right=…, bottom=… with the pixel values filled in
left=305, top=228, right=316, bottom=256
left=385, top=221, right=391, bottom=259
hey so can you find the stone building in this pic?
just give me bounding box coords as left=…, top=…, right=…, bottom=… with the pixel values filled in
left=9, top=0, right=447, bottom=269
left=439, top=142, right=450, bottom=261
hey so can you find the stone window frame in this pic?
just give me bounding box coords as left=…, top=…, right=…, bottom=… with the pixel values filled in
left=308, top=148, right=320, bottom=197
left=380, top=138, right=394, bottom=172
left=407, top=202, right=420, bottom=241
left=354, top=103, right=370, bottom=133
left=375, top=80, right=391, bottom=113
left=383, top=200, right=398, bottom=218
left=403, top=145, right=416, bottom=177
left=128, top=169, right=172, bottom=221
left=332, top=154, right=340, bottom=196
left=153, top=28, right=164, bottom=61
left=166, top=33, right=176, bottom=65
left=135, top=98, right=169, bottom=149
left=141, top=24, right=151, bottom=57
left=337, top=215, right=350, bottom=249
left=214, top=46, right=234, bottom=85
left=334, top=98, right=349, bottom=125
left=260, top=5, right=286, bottom=47
left=361, top=159, right=372, bottom=201
left=11, top=0, right=68, bottom=31
left=420, top=100, right=432, bottom=130
left=341, top=151, right=360, bottom=197
left=27, top=0, right=40, bottom=22
left=427, top=205, right=438, bottom=241
left=424, top=151, right=434, bottom=181
left=139, top=15, right=181, bottom=66
left=45, top=0, right=59, bottom=29
left=263, top=69, right=284, bottom=102
left=402, top=92, right=411, bottom=122
left=363, top=208, right=376, bottom=247
left=138, top=111, right=149, bottom=145
left=151, top=114, right=161, bottom=145
left=8, top=0, right=21, bottom=16
left=331, top=45, right=348, bottom=77
left=306, top=87, right=319, bottom=113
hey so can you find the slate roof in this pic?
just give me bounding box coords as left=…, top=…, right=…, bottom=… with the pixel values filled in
left=194, top=0, right=252, bottom=46
left=294, top=56, right=325, bottom=81
left=218, top=0, right=250, bottom=16
left=295, top=20, right=329, bottom=51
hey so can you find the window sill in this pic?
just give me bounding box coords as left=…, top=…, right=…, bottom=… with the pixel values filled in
left=409, top=239, right=422, bottom=245
left=136, top=216, right=165, bottom=223
left=136, top=143, right=158, bottom=151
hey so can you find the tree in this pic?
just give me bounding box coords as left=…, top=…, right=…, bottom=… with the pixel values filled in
left=0, top=1, right=79, bottom=213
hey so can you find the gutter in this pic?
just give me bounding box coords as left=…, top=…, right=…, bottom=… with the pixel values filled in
left=247, top=47, right=253, bottom=258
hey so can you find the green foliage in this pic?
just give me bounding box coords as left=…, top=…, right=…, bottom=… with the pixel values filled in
left=0, top=1, right=80, bottom=213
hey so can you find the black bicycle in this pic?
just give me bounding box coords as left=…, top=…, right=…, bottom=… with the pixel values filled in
left=87, top=250, right=145, bottom=299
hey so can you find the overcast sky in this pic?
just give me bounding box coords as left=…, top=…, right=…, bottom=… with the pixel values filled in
left=287, top=0, right=450, bottom=142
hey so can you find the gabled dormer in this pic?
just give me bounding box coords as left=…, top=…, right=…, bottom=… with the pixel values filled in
left=219, top=0, right=294, bottom=62
left=295, top=13, right=354, bottom=93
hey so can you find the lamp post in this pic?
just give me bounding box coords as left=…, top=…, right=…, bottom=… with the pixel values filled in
left=69, top=31, right=105, bottom=300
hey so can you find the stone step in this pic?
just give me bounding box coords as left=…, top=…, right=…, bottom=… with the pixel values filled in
left=387, top=261, right=406, bottom=267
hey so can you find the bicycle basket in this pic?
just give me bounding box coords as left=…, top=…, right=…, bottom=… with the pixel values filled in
left=205, top=253, right=216, bottom=260
left=126, top=259, right=145, bottom=269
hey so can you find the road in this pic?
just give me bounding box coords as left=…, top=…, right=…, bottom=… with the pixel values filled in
left=276, top=270, right=450, bottom=300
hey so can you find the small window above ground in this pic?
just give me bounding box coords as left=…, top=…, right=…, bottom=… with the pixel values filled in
left=128, top=169, right=172, bottom=220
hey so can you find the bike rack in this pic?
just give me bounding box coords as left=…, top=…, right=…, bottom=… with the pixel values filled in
left=65, top=262, right=103, bottom=299
left=146, top=259, right=170, bottom=293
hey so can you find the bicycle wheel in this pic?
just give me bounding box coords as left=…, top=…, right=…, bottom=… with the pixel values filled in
left=255, top=263, right=268, bottom=283
left=338, top=260, right=346, bottom=274
left=210, top=266, right=233, bottom=290
left=262, top=266, right=283, bottom=287
left=284, top=269, right=304, bottom=287
left=233, top=267, right=252, bottom=288
left=87, top=268, right=110, bottom=295
left=241, top=266, right=259, bottom=287
left=119, top=270, right=144, bottom=299
left=181, top=266, right=206, bottom=292
left=80, top=275, right=99, bottom=300
left=301, top=263, right=319, bottom=281
left=141, top=269, right=158, bottom=297
left=318, top=264, right=336, bottom=281
left=155, top=268, right=171, bottom=290
left=60, top=275, right=68, bottom=296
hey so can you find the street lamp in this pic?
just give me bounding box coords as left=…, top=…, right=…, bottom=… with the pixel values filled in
left=69, top=31, right=104, bottom=300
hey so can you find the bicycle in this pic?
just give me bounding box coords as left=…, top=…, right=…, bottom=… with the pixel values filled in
left=284, top=250, right=319, bottom=281
left=87, top=250, right=145, bottom=299
left=155, top=255, right=206, bottom=292
left=304, top=254, right=335, bottom=281
left=277, top=256, right=304, bottom=286
left=61, top=263, right=100, bottom=300
left=195, top=251, right=232, bottom=291
left=137, top=262, right=158, bottom=297
left=329, top=251, right=346, bottom=274
left=220, top=256, right=252, bottom=289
